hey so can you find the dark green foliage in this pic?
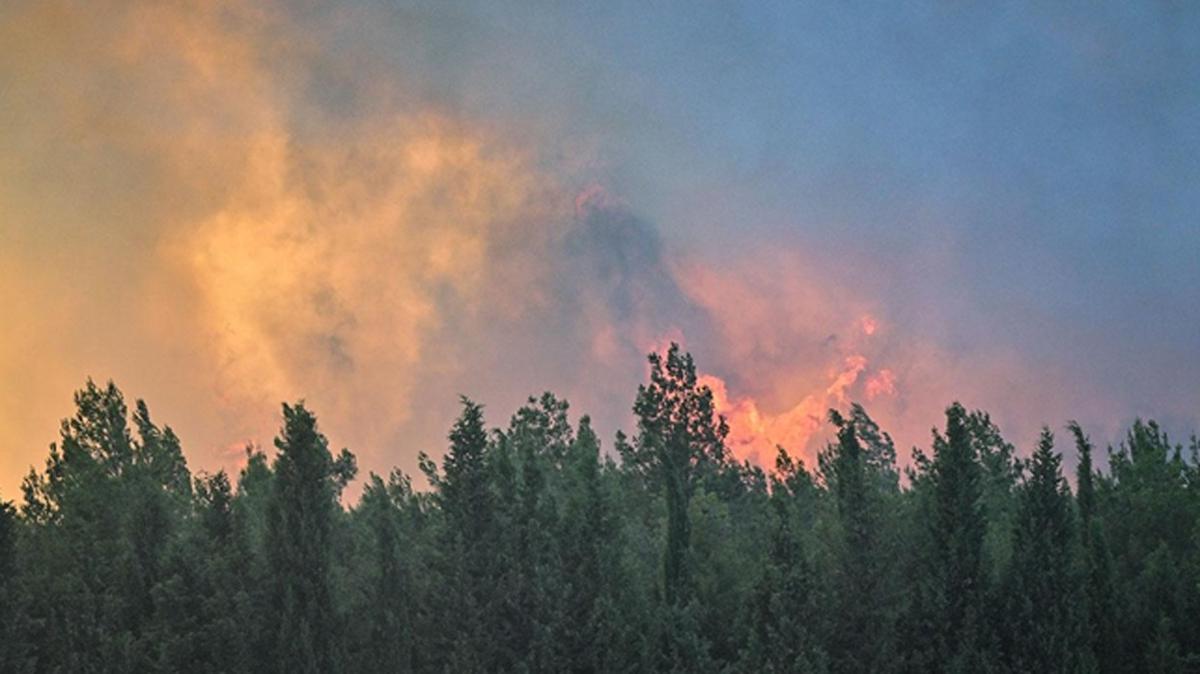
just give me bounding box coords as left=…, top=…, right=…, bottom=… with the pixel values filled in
left=266, top=402, right=348, bottom=673
left=344, top=471, right=417, bottom=673
left=1100, top=421, right=1200, bottom=670
left=1071, top=421, right=1124, bottom=671
left=819, top=405, right=900, bottom=672
left=628, top=344, right=731, bottom=609
left=6, top=360, right=1200, bottom=672
left=741, top=448, right=827, bottom=673
left=149, top=470, right=256, bottom=673
left=0, top=499, right=28, bottom=672
left=558, top=416, right=638, bottom=672
left=905, top=402, right=990, bottom=671
left=1001, top=428, right=1079, bottom=672
left=417, top=396, right=502, bottom=672
left=15, top=380, right=193, bottom=671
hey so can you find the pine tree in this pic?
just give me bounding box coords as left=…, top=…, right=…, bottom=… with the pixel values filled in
left=149, top=470, right=253, bottom=673
left=1105, top=420, right=1194, bottom=667
left=266, top=402, right=349, bottom=674
left=741, top=448, right=828, bottom=673
left=1070, top=421, right=1123, bottom=671
left=630, top=343, right=729, bottom=607
left=350, top=471, right=415, bottom=673
left=421, top=397, right=496, bottom=672
left=193, top=470, right=255, bottom=673
left=820, top=405, right=899, bottom=672
left=1003, top=428, right=1078, bottom=671
left=0, top=499, right=27, bottom=672
left=910, top=402, right=989, bottom=670
left=629, top=344, right=733, bottom=669
left=969, top=410, right=1022, bottom=590
left=15, top=381, right=190, bottom=670
left=490, top=395, right=568, bottom=670
left=231, top=446, right=275, bottom=671
left=6, top=373, right=1200, bottom=673
left=560, top=416, right=634, bottom=672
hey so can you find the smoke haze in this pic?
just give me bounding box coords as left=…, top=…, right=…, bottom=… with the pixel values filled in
left=2, top=1, right=1198, bottom=495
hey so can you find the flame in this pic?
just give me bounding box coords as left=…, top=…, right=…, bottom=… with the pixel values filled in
left=671, top=254, right=902, bottom=466
left=700, top=354, right=876, bottom=467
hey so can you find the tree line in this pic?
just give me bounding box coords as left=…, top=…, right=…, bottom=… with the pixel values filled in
left=1, top=344, right=1198, bottom=672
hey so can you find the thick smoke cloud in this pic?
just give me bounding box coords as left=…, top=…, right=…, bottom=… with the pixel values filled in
left=2, top=0, right=1197, bottom=496
left=0, top=0, right=704, bottom=489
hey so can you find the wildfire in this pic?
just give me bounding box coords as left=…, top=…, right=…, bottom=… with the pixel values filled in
left=690, top=312, right=899, bottom=467
left=699, top=354, right=872, bottom=466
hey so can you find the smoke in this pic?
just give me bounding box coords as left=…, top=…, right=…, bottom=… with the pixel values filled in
left=0, top=0, right=574, bottom=487
left=2, top=0, right=1195, bottom=497
left=0, top=0, right=709, bottom=489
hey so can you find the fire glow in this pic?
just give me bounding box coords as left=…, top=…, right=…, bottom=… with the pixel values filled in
left=691, top=314, right=898, bottom=467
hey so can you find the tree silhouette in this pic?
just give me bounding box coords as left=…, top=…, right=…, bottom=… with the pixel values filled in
left=3, top=360, right=1199, bottom=672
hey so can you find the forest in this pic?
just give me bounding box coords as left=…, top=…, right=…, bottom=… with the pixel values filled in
left=1, top=344, right=1198, bottom=673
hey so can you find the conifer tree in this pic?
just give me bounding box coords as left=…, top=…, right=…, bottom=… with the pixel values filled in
left=0, top=499, right=26, bottom=672
left=265, top=402, right=348, bottom=674
left=15, top=381, right=188, bottom=670
left=820, top=405, right=899, bottom=672
left=630, top=344, right=733, bottom=670
left=5, top=371, right=1200, bottom=672
left=742, top=448, right=827, bottom=673
left=560, top=416, right=631, bottom=672
left=422, top=397, right=496, bottom=672
left=1105, top=420, right=1194, bottom=666
left=1003, top=428, right=1078, bottom=671
left=484, top=394, right=567, bottom=671
left=911, top=402, right=988, bottom=670
left=630, top=343, right=729, bottom=606
left=149, top=470, right=254, bottom=673
left=1070, top=421, right=1123, bottom=671
left=351, top=471, right=415, bottom=673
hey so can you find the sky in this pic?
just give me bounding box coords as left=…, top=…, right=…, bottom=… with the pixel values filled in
left=2, top=0, right=1198, bottom=497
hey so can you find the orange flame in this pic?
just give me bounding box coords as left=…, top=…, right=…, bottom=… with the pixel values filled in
left=700, top=354, right=881, bottom=467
